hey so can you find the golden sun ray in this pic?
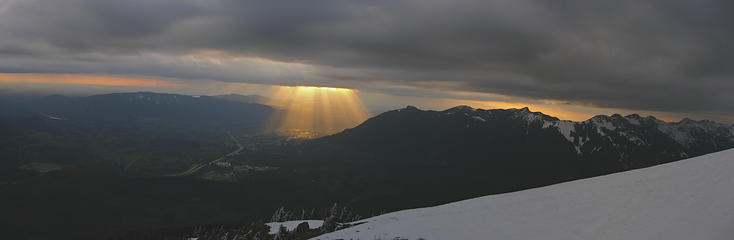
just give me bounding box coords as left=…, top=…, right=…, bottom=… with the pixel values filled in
left=265, top=86, right=370, bottom=139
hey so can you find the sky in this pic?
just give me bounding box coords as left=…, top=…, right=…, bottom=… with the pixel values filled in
left=0, top=0, right=732, bottom=123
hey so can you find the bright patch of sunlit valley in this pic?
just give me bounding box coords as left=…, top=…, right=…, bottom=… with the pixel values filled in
left=266, top=86, right=370, bottom=139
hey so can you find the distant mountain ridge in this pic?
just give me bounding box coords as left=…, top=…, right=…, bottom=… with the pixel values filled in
left=30, top=92, right=273, bottom=127
left=273, top=105, right=734, bottom=213
left=440, top=105, right=734, bottom=160
left=333, top=105, right=734, bottom=168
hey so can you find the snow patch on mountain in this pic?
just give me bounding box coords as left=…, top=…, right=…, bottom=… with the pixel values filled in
left=313, top=149, right=734, bottom=240
left=40, top=113, right=64, bottom=120
left=619, top=131, right=647, bottom=146
left=454, top=106, right=734, bottom=155
left=541, top=119, right=581, bottom=153
left=440, top=106, right=734, bottom=156
left=657, top=123, right=695, bottom=147
left=509, top=107, right=544, bottom=123
left=625, top=114, right=642, bottom=126
left=587, top=115, right=618, bottom=132
left=656, top=119, right=734, bottom=148
left=545, top=120, right=576, bottom=143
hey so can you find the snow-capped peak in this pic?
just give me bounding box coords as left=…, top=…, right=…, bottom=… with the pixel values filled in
left=436, top=105, right=734, bottom=156
left=624, top=114, right=644, bottom=125
left=656, top=117, right=734, bottom=148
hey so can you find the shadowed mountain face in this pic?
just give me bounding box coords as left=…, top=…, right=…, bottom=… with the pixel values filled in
left=316, top=106, right=734, bottom=169
left=277, top=105, right=734, bottom=211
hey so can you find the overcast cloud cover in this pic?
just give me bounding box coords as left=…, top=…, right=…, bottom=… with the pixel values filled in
left=0, top=0, right=733, bottom=116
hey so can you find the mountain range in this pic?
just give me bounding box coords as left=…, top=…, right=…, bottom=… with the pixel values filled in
left=270, top=105, right=734, bottom=212
left=1, top=92, right=733, bottom=239
left=30, top=92, right=272, bottom=129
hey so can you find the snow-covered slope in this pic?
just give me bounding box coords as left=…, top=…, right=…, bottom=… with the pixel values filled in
left=313, top=149, right=734, bottom=240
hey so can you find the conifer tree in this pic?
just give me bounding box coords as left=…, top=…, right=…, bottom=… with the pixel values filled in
left=321, top=203, right=340, bottom=233
left=274, top=225, right=287, bottom=240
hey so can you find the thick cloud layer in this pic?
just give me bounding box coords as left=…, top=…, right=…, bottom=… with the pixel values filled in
left=0, top=0, right=732, bottom=115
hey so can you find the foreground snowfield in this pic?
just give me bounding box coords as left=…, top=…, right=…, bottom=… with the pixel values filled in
left=313, top=149, right=734, bottom=240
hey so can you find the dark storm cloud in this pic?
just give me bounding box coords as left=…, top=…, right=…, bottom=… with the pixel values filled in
left=0, top=0, right=733, bottom=115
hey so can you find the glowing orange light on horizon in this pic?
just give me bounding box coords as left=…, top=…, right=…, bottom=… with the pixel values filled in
left=0, top=73, right=184, bottom=87
left=423, top=98, right=597, bottom=121
left=266, top=85, right=370, bottom=139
